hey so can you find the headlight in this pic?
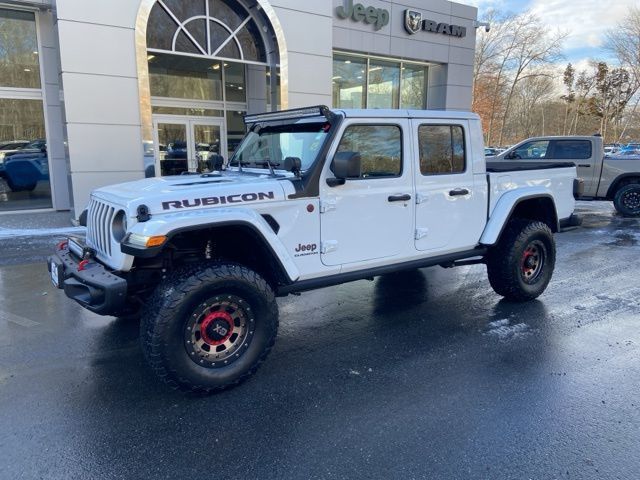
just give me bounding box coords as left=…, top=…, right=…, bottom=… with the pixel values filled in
left=112, top=210, right=128, bottom=243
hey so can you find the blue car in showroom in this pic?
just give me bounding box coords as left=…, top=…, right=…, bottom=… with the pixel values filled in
left=3, top=145, right=49, bottom=192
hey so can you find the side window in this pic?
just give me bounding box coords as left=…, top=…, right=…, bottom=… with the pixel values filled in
left=418, top=125, right=466, bottom=175
left=336, top=125, right=402, bottom=178
left=550, top=140, right=592, bottom=160
left=512, top=140, right=549, bottom=159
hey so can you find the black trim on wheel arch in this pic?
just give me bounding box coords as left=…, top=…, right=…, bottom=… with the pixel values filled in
left=606, top=173, right=640, bottom=199
left=121, top=220, right=294, bottom=284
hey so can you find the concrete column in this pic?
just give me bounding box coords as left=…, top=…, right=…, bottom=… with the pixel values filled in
left=247, top=65, right=267, bottom=114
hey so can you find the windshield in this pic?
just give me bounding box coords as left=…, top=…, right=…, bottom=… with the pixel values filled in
left=229, top=122, right=330, bottom=172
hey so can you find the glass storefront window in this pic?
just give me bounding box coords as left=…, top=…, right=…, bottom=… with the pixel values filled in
left=332, top=55, right=366, bottom=109
left=368, top=60, right=400, bottom=109
left=401, top=64, right=427, bottom=109
left=0, top=99, right=51, bottom=211
left=333, top=53, right=428, bottom=110
left=224, top=63, right=246, bottom=103
left=149, top=53, right=222, bottom=101
left=0, top=10, right=40, bottom=89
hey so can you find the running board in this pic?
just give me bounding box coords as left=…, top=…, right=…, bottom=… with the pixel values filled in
left=277, top=248, right=488, bottom=296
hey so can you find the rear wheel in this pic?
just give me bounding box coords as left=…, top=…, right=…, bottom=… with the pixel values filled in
left=613, top=183, right=640, bottom=217
left=486, top=219, right=556, bottom=301
left=141, top=263, right=278, bottom=394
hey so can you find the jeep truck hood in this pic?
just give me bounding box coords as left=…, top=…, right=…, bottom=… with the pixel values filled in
left=90, top=172, right=291, bottom=214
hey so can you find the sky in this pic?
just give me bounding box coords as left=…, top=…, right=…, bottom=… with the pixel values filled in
left=466, top=0, right=637, bottom=70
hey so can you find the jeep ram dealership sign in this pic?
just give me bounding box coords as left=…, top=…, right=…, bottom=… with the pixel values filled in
left=404, top=9, right=467, bottom=38
left=336, top=0, right=389, bottom=31
left=334, top=1, right=466, bottom=38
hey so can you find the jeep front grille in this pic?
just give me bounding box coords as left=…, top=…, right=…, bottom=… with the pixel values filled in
left=86, top=198, right=116, bottom=258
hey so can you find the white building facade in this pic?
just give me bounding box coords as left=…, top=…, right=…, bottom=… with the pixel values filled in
left=0, top=0, right=477, bottom=215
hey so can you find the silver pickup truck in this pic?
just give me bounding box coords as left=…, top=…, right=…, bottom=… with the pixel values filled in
left=493, top=136, right=640, bottom=216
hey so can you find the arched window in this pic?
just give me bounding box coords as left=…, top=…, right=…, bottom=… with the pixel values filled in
left=147, top=0, right=268, bottom=63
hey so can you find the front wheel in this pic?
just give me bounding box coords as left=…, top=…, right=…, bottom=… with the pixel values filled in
left=486, top=219, right=556, bottom=301
left=613, top=183, right=640, bottom=217
left=141, top=263, right=278, bottom=394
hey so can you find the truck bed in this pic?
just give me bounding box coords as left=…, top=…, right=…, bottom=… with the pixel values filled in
left=487, top=161, right=576, bottom=172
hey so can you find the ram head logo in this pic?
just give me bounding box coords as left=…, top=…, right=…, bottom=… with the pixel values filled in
left=405, top=10, right=422, bottom=34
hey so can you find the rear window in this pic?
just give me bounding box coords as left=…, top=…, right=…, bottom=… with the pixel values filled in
left=418, top=125, right=466, bottom=175
left=550, top=140, right=592, bottom=160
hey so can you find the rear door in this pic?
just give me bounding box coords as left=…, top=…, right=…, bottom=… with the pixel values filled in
left=547, top=139, right=597, bottom=195
left=412, top=120, right=486, bottom=253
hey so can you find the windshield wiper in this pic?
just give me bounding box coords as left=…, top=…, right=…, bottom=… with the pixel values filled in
left=260, top=160, right=280, bottom=176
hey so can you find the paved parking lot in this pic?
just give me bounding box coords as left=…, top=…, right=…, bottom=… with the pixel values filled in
left=0, top=201, right=639, bottom=479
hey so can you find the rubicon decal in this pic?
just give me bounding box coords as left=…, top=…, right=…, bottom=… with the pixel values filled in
left=162, top=192, right=275, bottom=210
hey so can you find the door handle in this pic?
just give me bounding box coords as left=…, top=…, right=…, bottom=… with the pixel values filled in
left=388, top=194, right=412, bottom=202
left=578, top=164, right=591, bottom=168
left=449, top=188, right=470, bottom=197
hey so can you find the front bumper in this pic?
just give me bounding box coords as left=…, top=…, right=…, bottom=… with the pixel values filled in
left=47, top=239, right=128, bottom=316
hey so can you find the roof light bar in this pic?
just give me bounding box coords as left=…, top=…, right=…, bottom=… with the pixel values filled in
left=244, top=106, right=333, bottom=125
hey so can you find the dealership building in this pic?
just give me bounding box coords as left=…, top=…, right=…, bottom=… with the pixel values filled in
left=0, top=0, right=478, bottom=215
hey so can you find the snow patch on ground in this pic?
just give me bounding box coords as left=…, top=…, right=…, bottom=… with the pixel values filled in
left=484, top=319, right=532, bottom=340
left=0, top=226, right=86, bottom=239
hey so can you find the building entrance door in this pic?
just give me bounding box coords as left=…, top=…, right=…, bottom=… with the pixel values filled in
left=153, top=116, right=226, bottom=176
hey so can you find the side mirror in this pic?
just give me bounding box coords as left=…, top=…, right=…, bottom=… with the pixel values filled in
left=331, top=151, right=361, bottom=179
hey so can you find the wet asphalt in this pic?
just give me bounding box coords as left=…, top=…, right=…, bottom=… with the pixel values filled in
left=0, top=201, right=639, bottom=480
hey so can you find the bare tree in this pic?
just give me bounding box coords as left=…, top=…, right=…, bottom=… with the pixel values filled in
left=561, top=64, right=575, bottom=135
left=605, top=7, right=640, bottom=142
left=497, top=13, right=566, bottom=146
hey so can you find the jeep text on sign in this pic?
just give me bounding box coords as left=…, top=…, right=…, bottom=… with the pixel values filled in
left=336, top=0, right=390, bottom=31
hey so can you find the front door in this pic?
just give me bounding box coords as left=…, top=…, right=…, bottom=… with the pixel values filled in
left=153, top=117, right=226, bottom=176
left=319, top=121, right=414, bottom=267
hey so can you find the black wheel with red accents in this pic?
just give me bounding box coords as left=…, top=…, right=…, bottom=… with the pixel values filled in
left=486, top=219, right=556, bottom=301
left=141, top=263, right=278, bottom=394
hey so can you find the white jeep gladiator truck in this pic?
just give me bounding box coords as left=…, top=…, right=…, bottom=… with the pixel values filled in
left=48, top=106, right=579, bottom=393
left=493, top=135, right=640, bottom=216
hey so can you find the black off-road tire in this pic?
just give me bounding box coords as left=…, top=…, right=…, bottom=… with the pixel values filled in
left=140, top=263, right=278, bottom=394
left=486, top=219, right=556, bottom=302
left=613, top=183, right=640, bottom=217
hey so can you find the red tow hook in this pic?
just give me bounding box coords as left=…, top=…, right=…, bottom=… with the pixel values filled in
left=57, top=240, right=68, bottom=251
left=78, top=259, right=90, bottom=272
